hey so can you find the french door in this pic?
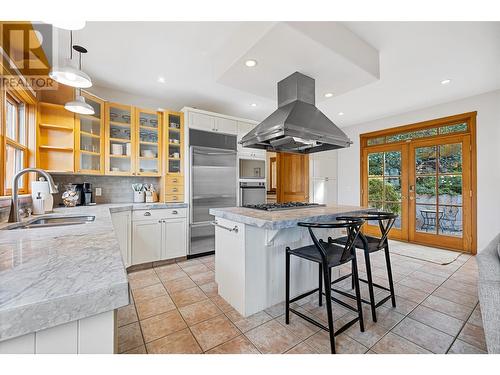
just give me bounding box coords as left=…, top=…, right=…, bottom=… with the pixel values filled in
left=408, top=135, right=472, bottom=251
left=361, top=124, right=474, bottom=253
left=362, top=144, right=409, bottom=241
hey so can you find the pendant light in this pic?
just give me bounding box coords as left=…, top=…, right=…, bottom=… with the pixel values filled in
left=49, top=31, right=92, bottom=88
left=64, top=45, right=95, bottom=115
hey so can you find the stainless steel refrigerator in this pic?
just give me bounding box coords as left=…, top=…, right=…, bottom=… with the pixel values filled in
left=189, top=129, right=237, bottom=256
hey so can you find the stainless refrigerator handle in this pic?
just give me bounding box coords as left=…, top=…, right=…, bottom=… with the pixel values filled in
left=211, top=221, right=238, bottom=233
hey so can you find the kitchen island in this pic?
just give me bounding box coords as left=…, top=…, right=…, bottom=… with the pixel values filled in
left=209, top=204, right=370, bottom=317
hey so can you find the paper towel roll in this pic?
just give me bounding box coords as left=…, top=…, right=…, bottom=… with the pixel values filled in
left=31, top=180, right=53, bottom=212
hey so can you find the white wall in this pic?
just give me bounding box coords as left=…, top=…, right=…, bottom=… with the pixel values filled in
left=337, top=89, right=500, bottom=251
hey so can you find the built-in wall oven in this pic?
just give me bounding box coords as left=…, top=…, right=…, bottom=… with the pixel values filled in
left=239, top=181, right=266, bottom=206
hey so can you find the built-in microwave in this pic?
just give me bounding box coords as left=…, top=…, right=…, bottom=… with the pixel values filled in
left=239, top=158, right=265, bottom=179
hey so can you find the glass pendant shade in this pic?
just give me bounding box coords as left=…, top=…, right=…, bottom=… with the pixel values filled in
left=64, top=95, right=95, bottom=115
left=49, top=58, right=92, bottom=88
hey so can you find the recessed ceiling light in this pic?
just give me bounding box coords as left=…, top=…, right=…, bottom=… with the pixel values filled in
left=441, top=79, right=451, bottom=85
left=324, top=92, right=333, bottom=98
left=157, top=107, right=165, bottom=111
left=245, top=59, right=258, bottom=68
left=338, top=112, right=344, bottom=116
left=158, top=76, right=165, bottom=83
left=250, top=103, right=257, bottom=107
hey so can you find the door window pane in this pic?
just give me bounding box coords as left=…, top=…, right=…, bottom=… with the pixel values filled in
left=368, top=178, right=384, bottom=201
left=384, top=151, right=401, bottom=176
left=438, top=206, right=463, bottom=237
left=415, top=146, right=437, bottom=174
left=384, top=202, right=401, bottom=229
left=438, top=175, right=462, bottom=205
left=368, top=153, right=383, bottom=176
left=385, top=177, right=401, bottom=200
left=416, top=176, right=436, bottom=204
left=416, top=204, right=439, bottom=234
left=439, top=144, right=462, bottom=173
left=439, top=123, right=467, bottom=135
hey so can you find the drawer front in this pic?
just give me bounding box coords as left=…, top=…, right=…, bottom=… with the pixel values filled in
left=166, top=175, right=183, bottom=185
left=133, top=208, right=187, bottom=221
left=165, top=194, right=184, bottom=203
left=165, top=185, right=184, bottom=195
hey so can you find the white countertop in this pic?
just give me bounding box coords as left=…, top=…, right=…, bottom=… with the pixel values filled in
left=209, top=204, right=371, bottom=230
left=0, top=202, right=187, bottom=342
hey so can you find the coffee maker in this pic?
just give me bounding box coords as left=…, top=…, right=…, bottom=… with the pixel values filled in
left=82, top=182, right=93, bottom=205
left=74, top=182, right=93, bottom=205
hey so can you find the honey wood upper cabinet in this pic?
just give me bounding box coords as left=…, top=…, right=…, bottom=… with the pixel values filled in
left=37, top=102, right=75, bottom=173
left=163, top=111, right=185, bottom=202
left=75, top=92, right=104, bottom=174
left=105, top=102, right=135, bottom=175
left=136, top=108, right=161, bottom=176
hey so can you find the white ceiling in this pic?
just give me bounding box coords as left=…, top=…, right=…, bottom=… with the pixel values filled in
left=55, top=21, right=500, bottom=127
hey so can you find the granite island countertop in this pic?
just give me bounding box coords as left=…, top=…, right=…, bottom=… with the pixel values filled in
left=0, top=202, right=188, bottom=342
left=209, top=204, right=371, bottom=230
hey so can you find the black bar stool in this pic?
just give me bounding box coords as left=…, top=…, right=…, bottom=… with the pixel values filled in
left=285, top=218, right=365, bottom=354
left=333, top=211, right=398, bottom=322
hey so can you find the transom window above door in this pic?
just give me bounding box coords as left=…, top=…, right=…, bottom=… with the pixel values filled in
left=366, top=122, right=468, bottom=146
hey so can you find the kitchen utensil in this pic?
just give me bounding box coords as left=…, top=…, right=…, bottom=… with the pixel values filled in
left=142, top=149, right=155, bottom=158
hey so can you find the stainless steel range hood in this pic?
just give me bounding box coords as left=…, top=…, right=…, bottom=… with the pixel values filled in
left=240, top=72, right=352, bottom=154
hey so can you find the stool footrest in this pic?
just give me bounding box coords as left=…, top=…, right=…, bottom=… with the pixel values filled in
left=331, top=273, right=352, bottom=285
left=358, top=277, right=391, bottom=292
left=375, top=294, right=392, bottom=308
left=289, top=307, right=360, bottom=337
left=289, top=288, right=320, bottom=304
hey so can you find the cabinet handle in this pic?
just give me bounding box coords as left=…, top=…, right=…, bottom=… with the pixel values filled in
left=144, top=212, right=151, bottom=216
left=172, top=210, right=178, bottom=215
left=173, top=188, right=178, bottom=192
left=172, top=179, right=178, bottom=183
left=211, top=221, right=238, bottom=233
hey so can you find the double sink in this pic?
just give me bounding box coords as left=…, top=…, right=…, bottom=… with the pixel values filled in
left=2, top=215, right=96, bottom=230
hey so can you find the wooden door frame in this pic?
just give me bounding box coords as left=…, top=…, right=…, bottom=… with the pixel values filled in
left=359, top=112, right=477, bottom=254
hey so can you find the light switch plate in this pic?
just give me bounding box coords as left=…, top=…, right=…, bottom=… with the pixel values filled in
left=95, top=187, right=102, bottom=196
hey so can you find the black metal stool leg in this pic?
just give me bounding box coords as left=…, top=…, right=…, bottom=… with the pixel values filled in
left=351, top=259, right=355, bottom=290
left=323, top=265, right=336, bottom=354
left=318, top=263, right=323, bottom=307
left=351, top=257, right=365, bottom=332
left=285, top=248, right=291, bottom=324
left=364, top=251, right=377, bottom=322
left=384, top=244, right=397, bottom=307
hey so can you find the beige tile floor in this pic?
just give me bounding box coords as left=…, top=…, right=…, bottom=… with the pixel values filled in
left=117, top=248, right=486, bottom=354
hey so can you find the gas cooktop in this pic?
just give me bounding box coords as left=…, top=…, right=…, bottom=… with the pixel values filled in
left=243, top=202, right=326, bottom=211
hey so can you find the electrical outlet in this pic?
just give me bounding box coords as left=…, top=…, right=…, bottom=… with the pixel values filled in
left=95, top=187, right=102, bottom=197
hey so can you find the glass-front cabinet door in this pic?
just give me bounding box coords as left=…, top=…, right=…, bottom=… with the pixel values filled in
left=75, top=92, right=104, bottom=174
left=105, top=102, right=134, bottom=175
left=165, top=112, right=182, bottom=174
left=136, top=108, right=161, bottom=176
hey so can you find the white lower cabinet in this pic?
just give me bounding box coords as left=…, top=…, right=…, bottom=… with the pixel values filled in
left=162, top=218, right=187, bottom=259
left=132, top=219, right=163, bottom=264
left=0, top=310, right=115, bottom=354
left=111, top=211, right=131, bottom=267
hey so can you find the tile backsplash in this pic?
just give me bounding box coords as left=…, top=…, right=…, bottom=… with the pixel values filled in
left=51, top=174, right=161, bottom=205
